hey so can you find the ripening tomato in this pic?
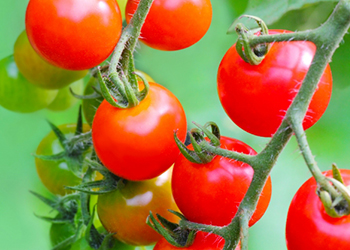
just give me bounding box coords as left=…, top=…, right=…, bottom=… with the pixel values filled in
left=0, top=55, right=58, bottom=113
left=97, top=169, right=180, bottom=246
left=35, top=123, right=91, bottom=196
left=92, top=82, right=187, bottom=181
left=286, top=169, right=350, bottom=250
left=217, top=30, right=332, bottom=137
left=172, top=136, right=272, bottom=227
left=14, top=30, right=87, bottom=89
left=47, top=80, right=84, bottom=112
left=125, top=0, right=212, bottom=51
left=25, top=0, right=123, bottom=70
left=82, top=71, right=154, bottom=126
left=154, top=232, right=241, bottom=250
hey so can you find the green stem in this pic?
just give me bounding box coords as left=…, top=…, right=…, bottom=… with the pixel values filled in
left=108, top=0, right=154, bottom=75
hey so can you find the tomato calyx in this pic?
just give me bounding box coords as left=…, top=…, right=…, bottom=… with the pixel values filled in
left=66, top=157, right=126, bottom=195
left=147, top=210, right=196, bottom=248
left=318, top=164, right=350, bottom=217
left=232, top=15, right=271, bottom=65
left=33, top=108, right=92, bottom=178
left=174, top=122, right=220, bottom=164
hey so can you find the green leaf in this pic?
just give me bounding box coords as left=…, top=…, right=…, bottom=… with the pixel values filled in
left=244, top=0, right=338, bottom=25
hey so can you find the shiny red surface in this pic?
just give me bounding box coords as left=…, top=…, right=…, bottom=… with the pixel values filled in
left=286, top=169, right=350, bottom=250
left=92, top=82, right=187, bottom=181
left=217, top=30, right=332, bottom=137
left=172, top=136, right=272, bottom=227
left=25, top=0, right=122, bottom=70
left=125, top=0, right=212, bottom=51
left=154, top=232, right=241, bottom=250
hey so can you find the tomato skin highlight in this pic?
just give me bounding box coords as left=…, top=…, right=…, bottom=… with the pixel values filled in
left=125, top=0, right=212, bottom=51
left=172, top=136, right=272, bottom=227
left=286, top=169, right=350, bottom=250
left=97, top=169, right=180, bottom=246
left=14, top=30, right=87, bottom=89
left=25, top=0, right=123, bottom=70
left=92, top=82, right=187, bottom=181
left=35, top=124, right=90, bottom=196
left=217, top=30, right=332, bottom=137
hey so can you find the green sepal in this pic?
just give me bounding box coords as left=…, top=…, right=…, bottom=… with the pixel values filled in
left=332, top=163, right=344, bottom=184
left=69, top=88, right=101, bottom=100
left=147, top=211, right=196, bottom=248
left=47, top=120, right=68, bottom=150
left=75, top=106, right=83, bottom=135
left=174, top=131, right=202, bottom=164
left=32, top=152, right=66, bottom=161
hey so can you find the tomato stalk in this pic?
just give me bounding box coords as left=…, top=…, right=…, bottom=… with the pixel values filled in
left=95, top=0, right=154, bottom=109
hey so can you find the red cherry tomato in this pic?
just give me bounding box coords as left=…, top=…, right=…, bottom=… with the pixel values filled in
left=172, top=136, right=272, bottom=227
left=285, top=169, right=350, bottom=250
left=92, top=82, right=187, bottom=181
left=97, top=169, right=180, bottom=246
left=154, top=232, right=234, bottom=250
left=217, top=30, right=332, bottom=137
left=25, top=0, right=123, bottom=70
left=125, top=0, right=212, bottom=51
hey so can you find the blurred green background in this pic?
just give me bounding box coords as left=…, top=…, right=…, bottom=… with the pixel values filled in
left=1, top=0, right=349, bottom=249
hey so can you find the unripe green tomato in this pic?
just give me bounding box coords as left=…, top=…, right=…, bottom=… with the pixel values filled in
left=50, top=221, right=76, bottom=250
left=14, top=30, right=88, bottom=89
left=47, top=80, right=84, bottom=111
left=117, top=0, right=127, bottom=20
left=82, top=71, right=154, bottom=126
left=0, top=55, right=58, bottom=113
left=35, top=123, right=91, bottom=196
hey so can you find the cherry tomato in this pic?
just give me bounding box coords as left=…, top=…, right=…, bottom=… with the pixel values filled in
left=172, top=136, right=272, bottom=227
left=14, top=30, right=87, bottom=89
left=47, top=80, right=84, bottom=112
left=0, top=55, right=58, bottom=113
left=97, top=169, right=180, bottom=245
left=217, top=30, right=332, bottom=137
left=83, top=71, right=154, bottom=126
left=35, top=123, right=91, bottom=196
left=25, top=0, right=123, bottom=70
left=125, top=0, right=212, bottom=51
left=285, top=169, right=350, bottom=250
left=154, top=232, right=241, bottom=250
left=92, top=82, right=187, bottom=181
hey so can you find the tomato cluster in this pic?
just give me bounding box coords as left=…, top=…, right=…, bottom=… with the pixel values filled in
left=3, top=0, right=348, bottom=250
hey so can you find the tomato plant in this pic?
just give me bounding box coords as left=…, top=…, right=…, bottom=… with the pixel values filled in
left=25, top=0, right=123, bottom=70
left=285, top=169, right=350, bottom=250
left=70, top=237, right=139, bottom=250
left=82, top=71, right=154, bottom=126
left=125, top=0, right=212, bottom=51
left=0, top=55, right=58, bottom=113
left=14, top=30, right=87, bottom=89
left=217, top=30, right=333, bottom=137
left=97, top=169, right=179, bottom=246
left=50, top=221, right=76, bottom=250
left=172, top=136, right=272, bottom=227
left=35, top=123, right=91, bottom=196
left=47, top=80, right=84, bottom=112
left=92, top=82, right=187, bottom=181
left=153, top=232, right=238, bottom=250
